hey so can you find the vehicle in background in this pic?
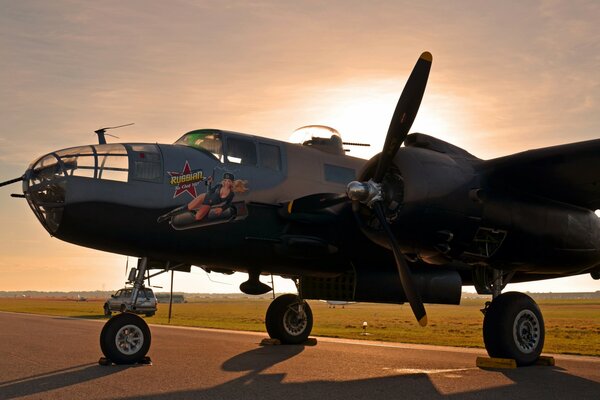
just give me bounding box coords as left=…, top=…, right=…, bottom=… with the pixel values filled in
left=104, top=287, right=157, bottom=317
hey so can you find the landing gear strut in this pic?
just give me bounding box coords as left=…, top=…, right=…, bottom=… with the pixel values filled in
left=100, top=257, right=183, bottom=364
left=265, top=294, right=313, bottom=344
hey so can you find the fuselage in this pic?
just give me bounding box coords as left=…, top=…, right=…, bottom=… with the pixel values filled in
left=22, top=130, right=600, bottom=297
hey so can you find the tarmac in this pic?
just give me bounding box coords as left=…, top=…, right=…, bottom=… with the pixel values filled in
left=0, top=311, right=598, bottom=399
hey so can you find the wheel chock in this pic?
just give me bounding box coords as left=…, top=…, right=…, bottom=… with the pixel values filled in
left=259, top=338, right=318, bottom=346
left=476, top=356, right=517, bottom=369
left=535, top=356, right=555, bottom=366
left=260, top=338, right=281, bottom=346
left=476, top=355, right=555, bottom=369
left=138, top=356, right=153, bottom=365
left=98, top=357, right=112, bottom=366
left=98, top=356, right=153, bottom=366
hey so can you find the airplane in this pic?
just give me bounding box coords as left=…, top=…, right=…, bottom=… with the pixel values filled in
left=2, top=51, right=599, bottom=367
left=321, top=300, right=355, bottom=308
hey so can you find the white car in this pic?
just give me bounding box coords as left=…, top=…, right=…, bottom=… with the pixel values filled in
left=104, top=287, right=157, bottom=317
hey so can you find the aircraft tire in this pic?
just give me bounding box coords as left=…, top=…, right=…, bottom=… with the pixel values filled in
left=265, top=294, right=313, bottom=344
left=483, top=292, right=545, bottom=366
left=100, top=313, right=151, bottom=364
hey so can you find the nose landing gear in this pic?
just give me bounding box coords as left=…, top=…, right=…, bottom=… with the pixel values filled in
left=100, top=312, right=151, bottom=364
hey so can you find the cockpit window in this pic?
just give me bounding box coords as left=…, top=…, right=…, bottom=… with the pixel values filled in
left=53, top=144, right=130, bottom=182
left=226, top=137, right=257, bottom=166
left=174, top=130, right=223, bottom=161
left=56, top=146, right=95, bottom=178
left=259, top=143, right=281, bottom=171
left=96, top=144, right=128, bottom=182
left=130, top=144, right=162, bottom=182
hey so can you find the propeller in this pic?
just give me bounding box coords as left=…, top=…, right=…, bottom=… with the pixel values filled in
left=282, top=52, right=433, bottom=326
left=349, top=51, right=432, bottom=326
left=373, top=201, right=427, bottom=326
left=373, top=52, right=432, bottom=183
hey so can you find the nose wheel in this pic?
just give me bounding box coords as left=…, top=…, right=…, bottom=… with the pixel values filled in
left=100, top=313, right=151, bottom=364
left=265, top=294, right=313, bottom=344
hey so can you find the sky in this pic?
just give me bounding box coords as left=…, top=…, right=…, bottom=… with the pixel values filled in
left=1, top=0, right=599, bottom=294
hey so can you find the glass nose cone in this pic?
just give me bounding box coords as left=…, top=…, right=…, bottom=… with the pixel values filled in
left=24, top=153, right=66, bottom=233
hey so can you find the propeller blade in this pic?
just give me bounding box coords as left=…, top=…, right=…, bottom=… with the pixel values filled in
left=373, top=202, right=427, bottom=326
left=373, top=52, right=432, bottom=183
left=0, top=176, right=23, bottom=187
left=286, top=193, right=348, bottom=214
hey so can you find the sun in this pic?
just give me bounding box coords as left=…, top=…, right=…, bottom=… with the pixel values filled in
left=293, top=79, right=469, bottom=159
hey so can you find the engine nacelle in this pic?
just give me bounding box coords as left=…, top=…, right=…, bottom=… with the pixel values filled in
left=300, top=264, right=462, bottom=305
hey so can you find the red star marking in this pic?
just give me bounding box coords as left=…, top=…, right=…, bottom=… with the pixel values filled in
left=168, top=161, right=199, bottom=199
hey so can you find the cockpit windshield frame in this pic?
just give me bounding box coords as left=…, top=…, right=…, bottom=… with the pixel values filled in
left=174, top=130, right=223, bottom=161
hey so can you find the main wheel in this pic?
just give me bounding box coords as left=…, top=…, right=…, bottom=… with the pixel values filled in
left=265, top=294, right=313, bottom=344
left=483, top=292, right=545, bottom=366
left=100, top=313, right=151, bottom=364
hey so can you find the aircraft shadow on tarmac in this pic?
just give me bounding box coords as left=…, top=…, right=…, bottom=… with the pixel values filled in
left=1, top=346, right=598, bottom=399
left=130, top=345, right=597, bottom=400
left=0, top=363, right=131, bottom=399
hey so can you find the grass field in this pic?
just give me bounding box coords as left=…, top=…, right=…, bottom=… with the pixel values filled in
left=0, top=297, right=598, bottom=356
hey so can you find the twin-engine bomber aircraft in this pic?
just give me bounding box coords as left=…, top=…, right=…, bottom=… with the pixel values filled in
left=2, top=52, right=599, bottom=366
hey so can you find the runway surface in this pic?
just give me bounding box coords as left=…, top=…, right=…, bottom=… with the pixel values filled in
left=0, top=311, right=598, bottom=399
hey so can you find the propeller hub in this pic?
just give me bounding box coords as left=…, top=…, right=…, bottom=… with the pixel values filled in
left=346, top=180, right=382, bottom=208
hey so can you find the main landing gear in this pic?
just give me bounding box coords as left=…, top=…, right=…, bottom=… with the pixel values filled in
left=482, top=292, right=545, bottom=366
left=477, top=269, right=545, bottom=366
left=265, top=294, right=313, bottom=344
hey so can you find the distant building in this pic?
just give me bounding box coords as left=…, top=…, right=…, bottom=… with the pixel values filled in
left=156, top=293, right=186, bottom=303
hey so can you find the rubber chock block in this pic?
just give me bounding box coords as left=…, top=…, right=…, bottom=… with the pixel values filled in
left=260, top=338, right=281, bottom=346
left=260, top=338, right=317, bottom=346
left=476, top=356, right=517, bottom=369
left=98, top=357, right=112, bottom=366
left=535, top=356, right=555, bottom=366
left=139, top=356, right=153, bottom=365
left=98, top=356, right=153, bottom=366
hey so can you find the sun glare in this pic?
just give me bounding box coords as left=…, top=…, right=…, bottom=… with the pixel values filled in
left=292, top=80, right=471, bottom=159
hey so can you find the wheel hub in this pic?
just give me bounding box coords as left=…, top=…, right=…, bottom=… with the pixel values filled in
left=116, top=324, right=144, bottom=355
left=283, top=304, right=308, bottom=336
left=513, top=309, right=540, bottom=354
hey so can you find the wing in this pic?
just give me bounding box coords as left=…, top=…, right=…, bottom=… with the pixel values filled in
left=483, top=138, right=600, bottom=210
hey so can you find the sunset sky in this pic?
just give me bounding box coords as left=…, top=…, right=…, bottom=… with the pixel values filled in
left=1, top=1, right=599, bottom=293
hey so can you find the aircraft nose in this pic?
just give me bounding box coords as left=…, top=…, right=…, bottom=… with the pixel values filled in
left=24, top=153, right=66, bottom=233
